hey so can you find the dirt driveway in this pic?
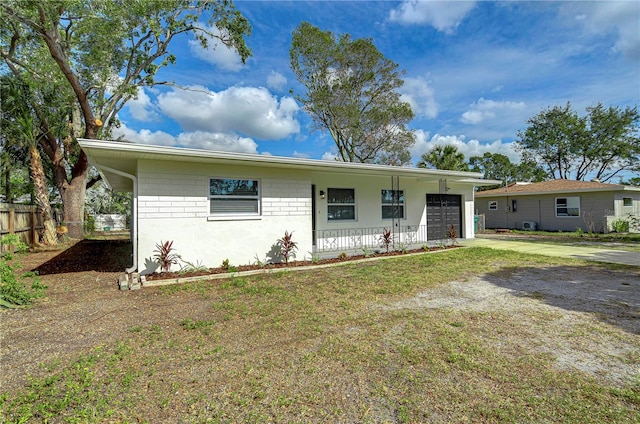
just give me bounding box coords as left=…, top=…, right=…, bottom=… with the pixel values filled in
left=1, top=239, right=639, bottom=394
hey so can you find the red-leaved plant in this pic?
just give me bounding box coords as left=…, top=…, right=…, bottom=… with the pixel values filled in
left=277, top=231, right=298, bottom=264
left=447, top=225, right=458, bottom=246
left=153, top=240, right=180, bottom=273
left=379, top=228, right=393, bottom=252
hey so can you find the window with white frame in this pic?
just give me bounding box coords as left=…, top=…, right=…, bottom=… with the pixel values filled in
left=555, top=196, right=580, bottom=217
left=327, top=188, right=355, bottom=221
left=381, top=189, right=405, bottom=219
left=209, top=178, right=260, bottom=215
left=623, top=197, right=632, bottom=207
left=488, top=201, right=498, bottom=211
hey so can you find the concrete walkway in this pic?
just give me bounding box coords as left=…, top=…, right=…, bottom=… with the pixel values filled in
left=460, top=238, right=640, bottom=267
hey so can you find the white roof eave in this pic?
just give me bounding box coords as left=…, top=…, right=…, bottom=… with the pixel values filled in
left=78, top=138, right=490, bottom=182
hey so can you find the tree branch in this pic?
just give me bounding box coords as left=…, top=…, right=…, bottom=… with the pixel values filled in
left=86, top=175, right=101, bottom=190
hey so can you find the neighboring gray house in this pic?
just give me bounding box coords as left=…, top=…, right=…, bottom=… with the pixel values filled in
left=475, top=179, right=640, bottom=233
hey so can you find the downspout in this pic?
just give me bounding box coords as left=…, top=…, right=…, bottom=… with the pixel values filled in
left=94, top=165, right=137, bottom=274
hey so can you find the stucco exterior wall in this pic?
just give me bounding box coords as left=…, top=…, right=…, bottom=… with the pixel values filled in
left=312, top=175, right=475, bottom=251
left=136, top=159, right=313, bottom=273
left=134, top=158, right=478, bottom=272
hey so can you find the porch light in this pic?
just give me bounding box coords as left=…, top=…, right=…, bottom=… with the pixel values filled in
left=319, top=190, right=325, bottom=199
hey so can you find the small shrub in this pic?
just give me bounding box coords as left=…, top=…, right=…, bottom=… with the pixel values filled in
left=582, top=210, right=596, bottom=235
left=178, top=258, right=208, bottom=274
left=153, top=241, right=180, bottom=273
left=379, top=228, right=393, bottom=252
left=220, top=259, right=238, bottom=272
left=253, top=254, right=267, bottom=268
left=447, top=225, right=458, bottom=246
left=277, top=231, right=298, bottom=264
left=611, top=219, right=630, bottom=233
left=84, top=215, right=96, bottom=235
left=338, top=252, right=348, bottom=261
left=1, top=235, right=46, bottom=308
left=361, top=246, right=376, bottom=258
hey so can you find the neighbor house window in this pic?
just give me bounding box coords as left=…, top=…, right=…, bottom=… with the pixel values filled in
left=556, top=197, right=580, bottom=217
left=209, top=178, right=260, bottom=215
left=623, top=197, right=632, bottom=207
left=381, top=190, right=405, bottom=219
left=327, top=188, right=355, bottom=221
left=488, top=201, right=498, bottom=211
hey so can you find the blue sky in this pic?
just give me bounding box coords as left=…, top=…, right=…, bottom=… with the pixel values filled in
left=114, top=0, right=640, bottom=171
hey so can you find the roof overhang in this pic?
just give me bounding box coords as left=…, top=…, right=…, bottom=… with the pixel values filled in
left=475, top=186, right=640, bottom=197
left=79, top=139, right=501, bottom=191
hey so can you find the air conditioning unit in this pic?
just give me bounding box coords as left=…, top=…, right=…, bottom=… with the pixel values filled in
left=522, top=221, right=537, bottom=231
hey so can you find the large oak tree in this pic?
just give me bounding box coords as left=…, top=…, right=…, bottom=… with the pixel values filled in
left=515, top=103, right=639, bottom=183
left=290, top=22, right=415, bottom=165
left=0, top=0, right=251, bottom=238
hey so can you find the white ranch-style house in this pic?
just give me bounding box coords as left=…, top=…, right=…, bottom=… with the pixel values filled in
left=79, top=139, right=498, bottom=274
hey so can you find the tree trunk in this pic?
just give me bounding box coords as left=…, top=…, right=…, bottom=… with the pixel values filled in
left=42, top=132, right=92, bottom=240
left=60, top=174, right=88, bottom=239
left=29, top=145, right=57, bottom=245
left=3, top=161, right=11, bottom=203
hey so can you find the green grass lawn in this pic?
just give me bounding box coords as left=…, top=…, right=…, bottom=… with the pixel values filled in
left=2, top=248, right=639, bottom=423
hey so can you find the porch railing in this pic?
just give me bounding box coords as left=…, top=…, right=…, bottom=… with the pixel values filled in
left=313, top=225, right=433, bottom=254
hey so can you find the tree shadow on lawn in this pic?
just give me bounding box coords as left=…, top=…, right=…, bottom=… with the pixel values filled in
left=483, top=265, right=640, bottom=335
left=33, top=239, right=133, bottom=275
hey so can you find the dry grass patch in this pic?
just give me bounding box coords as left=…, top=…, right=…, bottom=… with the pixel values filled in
left=2, top=247, right=639, bottom=423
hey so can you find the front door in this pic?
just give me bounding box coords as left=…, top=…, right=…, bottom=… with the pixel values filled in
left=426, top=194, right=462, bottom=240
left=311, top=184, right=316, bottom=246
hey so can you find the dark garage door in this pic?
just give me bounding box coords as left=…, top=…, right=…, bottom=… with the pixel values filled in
left=426, top=194, right=462, bottom=240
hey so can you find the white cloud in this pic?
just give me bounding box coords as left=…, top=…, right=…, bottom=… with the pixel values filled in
left=400, top=77, right=439, bottom=119
left=188, top=25, right=245, bottom=71
left=112, top=122, right=258, bottom=154
left=321, top=151, right=338, bottom=161
left=267, top=71, right=287, bottom=91
left=410, top=129, right=520, bottom=165
left=561, top=2, right=640, bottom=59
left=112, top=123, right=177, bottom=147
left=175, top=131, right=258, bottom=153
left=126, top=87, right=158, bottom=121
left=460, top=98, right=526, bottom=125
left=389, top=0, right=477, bottom=33
left=157, top=85, right=300, bottom=140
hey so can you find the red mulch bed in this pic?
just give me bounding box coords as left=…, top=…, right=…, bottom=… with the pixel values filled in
left=145, top=245, right=459, bottom=281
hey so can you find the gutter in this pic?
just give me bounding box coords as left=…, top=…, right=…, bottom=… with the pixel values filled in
left=94, top=164, right=138, bottom=274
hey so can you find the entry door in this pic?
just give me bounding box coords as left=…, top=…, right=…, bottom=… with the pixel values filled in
left=426, top=194, right=462, bottom=240
left=311, top=185, right=316, bottom=246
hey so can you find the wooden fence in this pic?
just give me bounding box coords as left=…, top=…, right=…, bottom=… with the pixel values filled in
left=0, top=203, right=44, bottom=253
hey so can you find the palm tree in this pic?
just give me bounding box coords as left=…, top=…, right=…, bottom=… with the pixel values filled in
left=1, top=77, right=58, bottom=245
left=417, top=144, right=470, bottom=171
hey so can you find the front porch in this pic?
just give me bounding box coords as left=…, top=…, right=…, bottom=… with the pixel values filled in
left=312, top=224, right=456, bottom=257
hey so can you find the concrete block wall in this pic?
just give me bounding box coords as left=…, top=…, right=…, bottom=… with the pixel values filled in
left=135, top=161, right=313, bottom=273
left=262, top=179, right=311, bottom=216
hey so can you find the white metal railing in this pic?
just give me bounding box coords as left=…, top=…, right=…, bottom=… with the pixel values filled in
left=313, top=225, right=433, bottom=254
